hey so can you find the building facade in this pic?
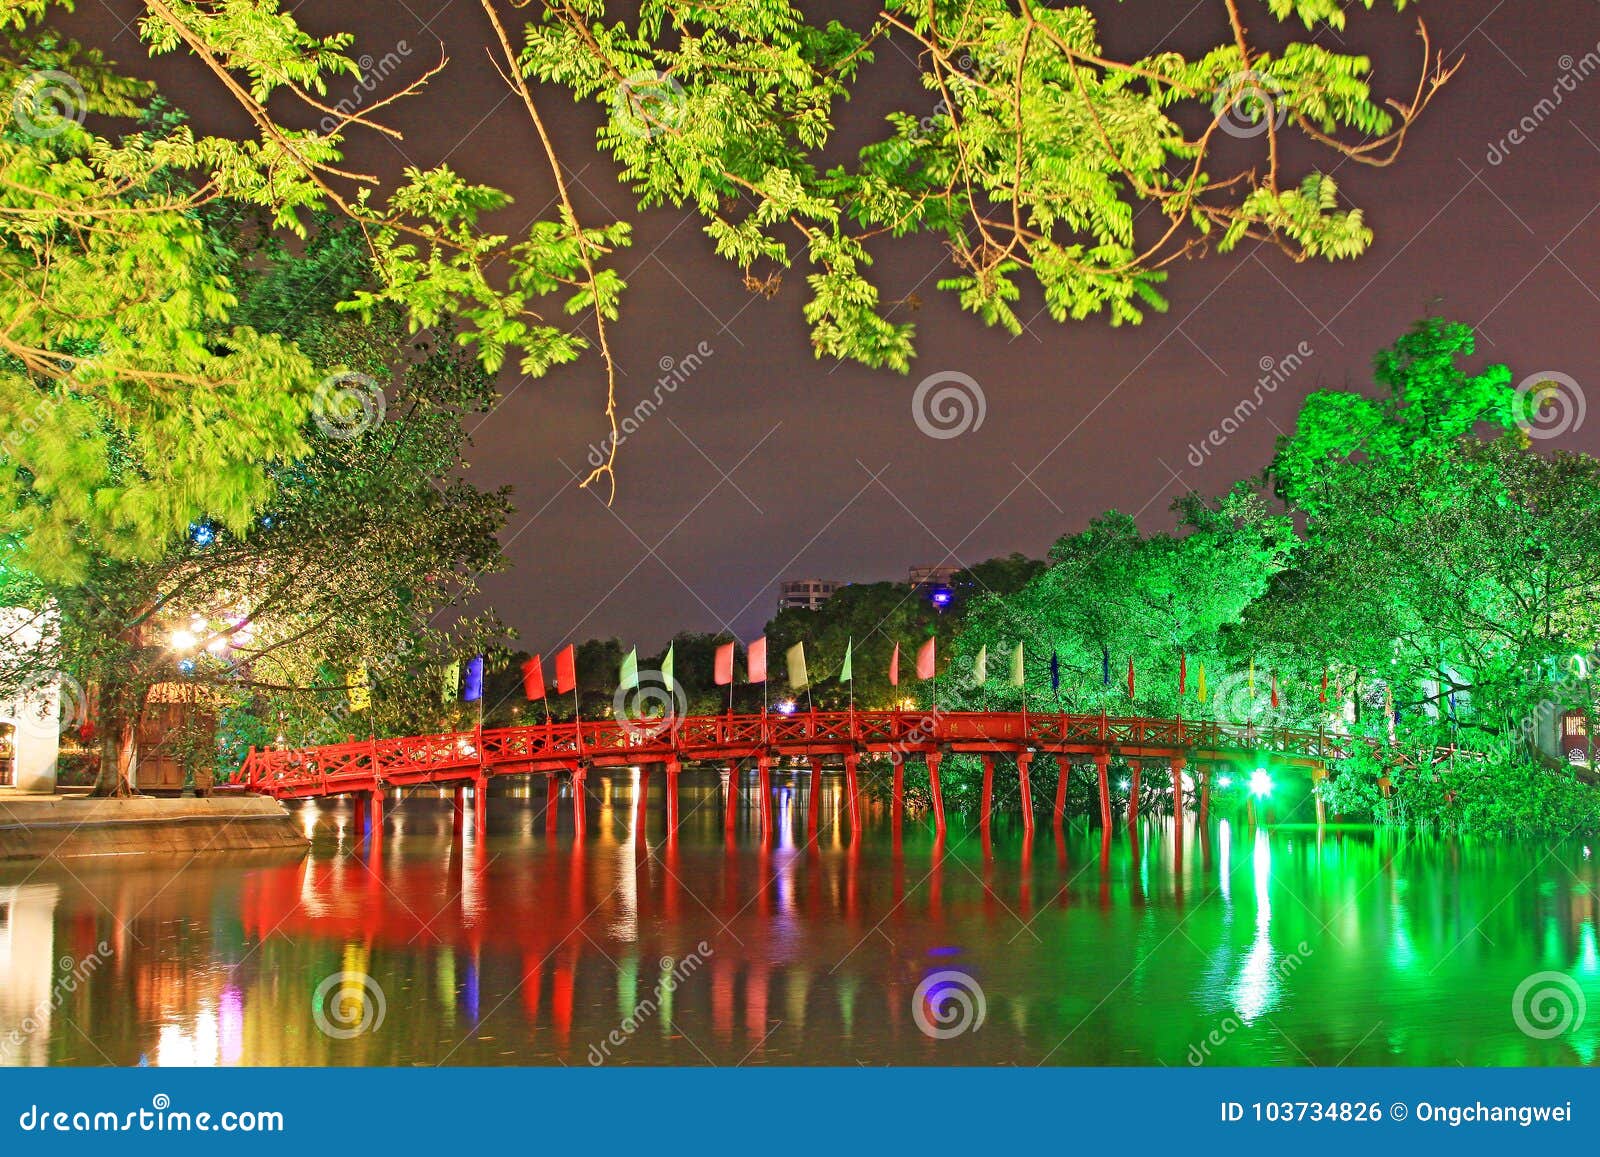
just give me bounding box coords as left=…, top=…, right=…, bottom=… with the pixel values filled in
left=778, top=579, right=840, bottom=612
left=0, top=609, right=61, bottom=794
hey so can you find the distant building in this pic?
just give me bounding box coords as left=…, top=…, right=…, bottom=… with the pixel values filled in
left=0, top=608, right=61, bottom=794
left=908, top=564, right=960, bottom=590
left=778, top=579, right=840, bottom=612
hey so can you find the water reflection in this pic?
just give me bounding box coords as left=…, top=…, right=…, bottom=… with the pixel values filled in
left=2, top=770, right=1600, bottom=1066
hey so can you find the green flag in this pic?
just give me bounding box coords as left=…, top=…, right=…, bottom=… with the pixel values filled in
left=440, top=660, right=460, bottom=705
left=620, top=647, right=639, bottom=691
left=1009, top=642, right=1025, bottom=688
left=786, top=641, right=809, bottom=690
left=839, top=638, right=853, bottom=683
left=662, top=642, right=675, bottom=692
left=973, top=645, right=987, bottom=685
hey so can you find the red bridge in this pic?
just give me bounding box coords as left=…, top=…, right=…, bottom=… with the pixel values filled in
left=235, top=709, right=1440, bottom=840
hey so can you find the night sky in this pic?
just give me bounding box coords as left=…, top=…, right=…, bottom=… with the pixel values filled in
left=74, top=2, right=1600, bottom=651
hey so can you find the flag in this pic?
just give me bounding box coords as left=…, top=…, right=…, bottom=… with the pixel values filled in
left=840, top=639, right=853, bottom=683
left=1009, top=642, right=1024, bottom=688
left=348, top=663, right=370, bottom=713
left=1319, top=668, right=1328, bottom=704
left=440, top=660, right=460, bottom=705
left=747, top=637, right=767, bottom=683
left=1197, top=663, right=1208, bottom=703
left=463, top=655, right=484, bottom=702
left=972, top=645, right=987, bottom=685
left=1179, top=651, right=1187, bottom=697
left=662, top=643, right=675, bottom=692
left=619, top=647, right=639, bottom=691
left=521, top=654, right=545, bottom=701
left=916, top=637, right=936, bottom=680
left=1050, top=649, right=1061, bottom=693
left=1101, top=646, right=1110, bottom=687
left=1248, top=658, right=1256, bottom=699
left=713, top=641, right=734, bottom=686
left=786, top=641, right=808, bottom=689
left=1127, top=657, right=1135, bottom=699
left=554, top=644, right=576, bottom=695
left=889, top=642, right=900, bottom=687
left=1270, top=671, right=1279, bottom=709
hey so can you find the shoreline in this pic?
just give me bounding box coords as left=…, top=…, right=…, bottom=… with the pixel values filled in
left=0, top=795, right=310, bottom=862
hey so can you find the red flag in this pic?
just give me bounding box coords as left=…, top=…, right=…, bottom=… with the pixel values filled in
left=521, top=654, right=545, bottom=701
left=554, top=644, right=576, bottom=695
left=916, top=636, right=936, bottom=680
left=1270, top=672, right=1280, bottom=709
left=1127, top=657, right=1135, bottom=698
left=889, top=642, right=900, bottom=687
left=1178, top=651, right=1187, bottom=697
left=1320, top=669, right=1328, bottom=704
left=746, top=637, right=767, bottom=683
left=713, top=641, right=735, bottom=686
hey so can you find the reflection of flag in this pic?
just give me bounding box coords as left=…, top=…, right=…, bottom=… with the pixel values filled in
left=839, top=639, right=853, bottom=683
left=1009, top=642, right=1024, bottom=688
left=662, top=643, right=675, bottom=692
left=972, top=645, right=987, bottom=685
left=746, top=637, right=767, bottom=683
left=889, top=642, right=900, bottom=687
left=786, top=641, right=808, bottom=689
left=463, top=655, right=484, bottom=702
left=619, top=647, right=638, bottom=691
left=554, top=645, right=576, bottom=695
left=916, top=637, right=936, bottom=680
left=440, top=660, right=460, bottom=705
left=1197, top=663, right=1208, bottom=703
left=522, top=654, right=545, bottom=700
left=1050, top=650, right=1061, bottom=693
left=348, top=664, right=370, bottom=713
left=713, top=641, right=734, bottom=686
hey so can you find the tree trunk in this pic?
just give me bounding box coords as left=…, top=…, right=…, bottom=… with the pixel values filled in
left=89, top=703, right=140, bottom=798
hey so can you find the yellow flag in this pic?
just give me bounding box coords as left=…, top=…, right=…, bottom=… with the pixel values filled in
left=348, top=663, right=371, bottom=713
left=1196, top=663, right=1207, bottom=703
left=1248, top=657, right=1256, bottom=698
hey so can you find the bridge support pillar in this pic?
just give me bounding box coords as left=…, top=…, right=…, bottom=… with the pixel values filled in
left=1094, top=751, right=1112, bottom=832
left=844, top=753, right=861, bottom=835
left=1127, top=760, right=1141, bottom=831
left=635, top=764, right=649, bottom=832
left=473, top=776, right=488, bottom=839
left=571, top=768, right=587, bottom=838
left=807, top=756, right=823, bottom=839
left=926, top=751, right=946, bottom=836
left=725, top=761, right=739, bottom=833
left=664, top=761, right=680, bottom=836
left=352, top=793, right=368, bottom=840
left=980, top=755, right=995, bottom=831
left=891, top=753, right=905, bottom=835
left=1017, top=752, right=1034, bottom=834
left=451, top=786, right=465, bottom=839
left=757, top=756, right=773, bottom=841
left=1198, top=767, right=1210, bottom=828
left=1170, top=755, right=1186, bottom=860
left=369, top=789, right=385, bottom=841
left=1313, top=765, right=1327, bottom=827
left=545, top=773, right=560, bottom=835
left=1053, top=756, right=1070, bottom=830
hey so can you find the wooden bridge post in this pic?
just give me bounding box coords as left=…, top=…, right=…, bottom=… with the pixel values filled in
left=1017, top=752, right=1034, bottom=834
left=369, top=788, right=385, bottom=841
left=451, top=786, right=465, bottom=839
left=724, top=760, right=739, bottom=833
left=664, top=760, right=680, bottom=836
left=1170, top=754, right=1186, bottom=859
left=1094, top=751, right=1112, bottom=832
left=844, top=753, right=862, bottom=835
left=1313, top=764, right=1327, bottom=827
left=757, top=755, right=773, bottom=841
left=1127, top=760, right=1141, bottom=830
left=980, top=755, right=995, bottom=831
left=807, top=756, right=823, bottom=839
left=473, top=775, right=488, bottom=839
left=352, top=793, right=368, bottom=840
left=1053, top=756, right=1070, bottom=830
left=891, top=752, right=905, bottom=835
left=926, top=751, right=946, bottom=836
left=571, top=767, right=587, bottom=838
left=545, top=773, right=560, bottom=835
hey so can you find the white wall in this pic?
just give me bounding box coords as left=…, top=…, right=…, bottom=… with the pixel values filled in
left=0, top=607, right=61, bottom=794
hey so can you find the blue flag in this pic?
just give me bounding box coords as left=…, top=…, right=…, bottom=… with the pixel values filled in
left=1101, top=645, right=1110, bottom=687
left=463, top=655, right=484, bottom=702
left=1050, top=650, right=1061, bottom=693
